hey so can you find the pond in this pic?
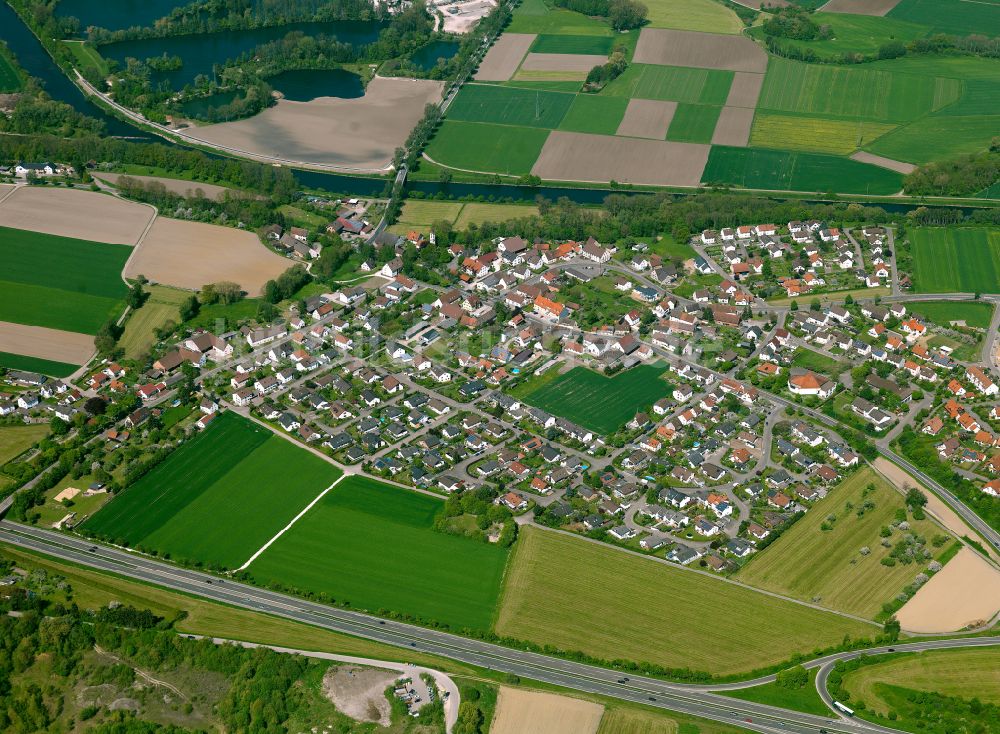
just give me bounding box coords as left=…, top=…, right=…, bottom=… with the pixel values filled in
left=179, top=89, right=242, bottom=118
left=408, top=40, right=460, bottom=71
left=56, top=0, right=187, bottom=33
left=267, top=68, right=364, bottom=101
left=99, top=20, right=387, bottom=89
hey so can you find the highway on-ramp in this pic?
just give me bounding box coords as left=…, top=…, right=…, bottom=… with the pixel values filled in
left=3, top=521, right=998, bottom=734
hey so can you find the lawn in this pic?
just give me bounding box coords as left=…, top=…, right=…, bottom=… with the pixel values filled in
left=425, top=121, right=550, bottom=175
left=531, top=34, right=614, bottom=54
left=246, top=475, right=510, bottom=632
left=496, top=527, right=875, bottom=677
left=0, top=352, right=78, bottom=378
left=903, top=300, right=994, bottom=329
left=791, top=347, right=849, bottom=378
left=666, top=104, right=722, bottom=144
left=558, top=94, right=629, bottom=135
left=447, top=84, right=575, bottom=128
left=840, top=648, right=1000, bottom=711
left=82, top=412, right=341, bottom=569
left=735, top=468, right=955, bottom=619
left=720, top=668, right=833, bottom=718
left=0, top=424, right=48, bottom=466
left=119, top=285, right=186, bottom=359
left=702, top=146, right=903, bottom=195
left=889, top=0, right=1000, bottom=36
left=603, top=64, right=733, bottom=105
left=909, top=227, right=1000, bottom=294
left=647, top=234, right=696, bottom=261
left=642, top=0, right=743, bottom=34
left=510, top=364, right=672, bottom=435
left=0, top=226, right=131, bottom=334
left=749, top=113, right=897, bottom=156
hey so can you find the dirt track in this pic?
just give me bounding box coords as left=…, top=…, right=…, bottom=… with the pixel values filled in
left=520, top=53, right=607, bottom=72
left=322, top=665, right=396, bottom=727
left=820, top=0, right=901, bottom=15
left=532, top=131, right=710, bottom=187
left=634, top=29, right=768, bottom=72
left=850, top=151, right=917, bottom=174
left=124, top=217, right=290, bottom=296
left=712, top=106, right=755, bottom=146
left=0, top=321, right=94, bottom=364
left=725, top=72, right=766, bottom=108
left=187, top=77, right=444, bottom=171
left=616, top=99, right=676, bottom=139
left=0, top=186, right=154, bottom=245
left=491, top=688, right=603, bottom=734
left=896, top=547, right=1000, bottom=632
left=474, top=33, right=536, bottom=81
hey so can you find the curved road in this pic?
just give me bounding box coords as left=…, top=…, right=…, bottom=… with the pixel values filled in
left=2, top=521, right=997, bottom=734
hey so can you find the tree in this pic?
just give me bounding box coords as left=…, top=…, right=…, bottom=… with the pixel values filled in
left=775, top=664, right=809, bottom=689
left=608, top=0, right=648, bottom=30
left=127, top=282, right=147, bottom=310
left=789, top=299, right=799, bottom=311
left=905, top=486, right=927, bottom=508
left=179, top=294, right=199, bottom=322
left=810, top=298, right=821, bottom=311
left=883, top=616, right=901, bottom=639
left=84, top=397, right=107, bottom=416
left=49, top=416, right=69, bottom=436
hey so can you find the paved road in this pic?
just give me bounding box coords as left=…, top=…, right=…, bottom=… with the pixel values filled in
left=4, top=521, right=997, bottom=734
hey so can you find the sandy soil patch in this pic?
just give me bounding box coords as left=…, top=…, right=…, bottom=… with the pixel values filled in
left=124, top=217, right=289, bottom=296
left=0, top=321, right=95, bottom=364
left=436, top=0, right=498, bottom=34
left=475, top=33, right=536, bottom=81
left=896, top=547, right=1000, bottom=632
left=92, top=172, right=240, bottom=201
left=0, top=187, right=154, bottom=245
left=616, top=99, right=677, bottom=139
left=54, top=487, right=81, bottom=502
left=725, top=72, right=766, bottom=108
left=634, top=29, right=768, bottom=73
left=491, top=688, right=603, bottom=734
left=712, top=106, right=755, bottom=146
left=850, top=151, right=917, bottom=174
left=820, top=0, right=901, bottom=15
left=323, top=665, right=397, bottom=727
left=532, top=132, right=710, bottom=187
left=186, top=77, right=444, bottom=172
left=520, top=53, right=608, bottom=72
left=873, top=457, right=1000, bottom=563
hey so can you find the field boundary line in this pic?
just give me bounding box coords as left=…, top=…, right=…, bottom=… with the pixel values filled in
left=237, top=472, right=350, bottom=570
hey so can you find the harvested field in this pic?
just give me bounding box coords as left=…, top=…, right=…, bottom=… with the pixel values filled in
left=0, top=321, right=94, bottom=365
left=322, top=665, right=397, bottom=727
left=491, top=688, right=603, bottom=734
left=895, top=547, right=1000, bottom=632
left=615, top=99, right=676, bottom=139
left=633, top=29, right=768, bottom=73
left=519, top=53, right=607, bottom=72
left=711, top=106, right=754, bottom=146
left=531, top=131, right=709, bottom=187
left=124, top=217, right=289, bottom=296
left=92, top=172, right=238, bottom=201
left=725, top=72, right=765, bottom=108
left=849, top=151, right=917, bottom=174
left=821, top=0, right=901, bottom=15
left=474, top=33, right=536, bottom=81
left=0, top=183, right=14, bottom=201
left=0, top=186, right=153, bottom=245
left=188, top=77, right=444, bottom=171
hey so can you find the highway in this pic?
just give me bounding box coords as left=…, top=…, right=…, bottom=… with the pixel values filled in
left=3, top=521, right=997, bottom=734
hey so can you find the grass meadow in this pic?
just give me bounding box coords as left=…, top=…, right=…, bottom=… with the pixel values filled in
left=910, top=227, right=1000, bottom=293
left=641, top=0, right=742, bottom=34
left=119, top=285, right=186, bottom=359
left=247, top=475, right=509, bottom=632
left=889, top=0, right=1000, bottom=36
left=0, top=424, right=48, bottom=466
left=903, top=301, right=994, bottom=329
left=507, top=0, right=613, bottom=36
left=667, top=104, right=722, bottom=144
left=867, top=114, right=1000, bottom=165
left=424, top=120, right=549, bottom=175
left=749, top=113, right=896, bottom=156
left=511, top=364, right=672, bottom=435
left=720, top=669, right=832, bottom=718
left=791, top=347, right=849, bottom=378
left=394, top=200, right=541, bottom=234
left=82, top=412, right=341, bottom=569
left=0, top=352, right=78, bottom=378
left=749, top=14, right=931, bottom=60
left=0, top=48, right=22, bottom=92
left=496, top=527, right=875, bottom=676
left=735, top=468, right=955, bottom=619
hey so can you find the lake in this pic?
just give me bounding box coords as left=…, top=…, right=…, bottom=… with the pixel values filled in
left=57, top=0, right=187, bottom=33
left=99, top=20, right=387, bottom=89
left=268, top=68, right=364, bottom=101
left=409, top=40, right=459, bottom=71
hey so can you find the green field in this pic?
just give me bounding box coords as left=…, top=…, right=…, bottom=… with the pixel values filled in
left=425, top=120, right=550, bottom=175
left=0, top=351, right=78, bottom=377
left=903, top=300, right=994, bottom=329
left=889, top=0, right=1000, bottom=36
left=703, top=146, right=903, bottom=195
left=0, top=46, right=22, bottom=92
left=791, top=348, right=849, bottom=378
left=720, top=668, right=832, bottom=718
left=506, top=0, right=613, bottom=36
left=603, top=64, right=733, bottom=105
left=642, top=0, right=743, bottom=34
left=558, top=94, right=629, bottom=134
left=511, top=364, right=672, bottom=435
left=0, top=424, right=48, bottom=466
left=0, top=226, right=130, bottom=334
left=750, top=113, right=897, bottom=156
left=735, top=469, right=955, bottom=619
left=247, top=476, right=509, bottom=632
left=497, top=527, right=875, bottom=676
left=867, top=114, right=1000, bottom=165
left=82, top=412, right=341, bottom=569
left=910, top=227, right=1000, bottom=294
left=447, top=84, right=575, bottom=128
left=531, top=34, right=614, bottom=54
left=119, top=285, right=186, bottom=359
left=667, top=104, right=722, bottom=144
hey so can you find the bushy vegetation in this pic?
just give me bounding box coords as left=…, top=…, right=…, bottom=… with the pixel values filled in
left=762, top=7, right=830, bottom=41
left=904, top=145, right=1000, bottom=197
left=552, top=0, right=648, bottom=31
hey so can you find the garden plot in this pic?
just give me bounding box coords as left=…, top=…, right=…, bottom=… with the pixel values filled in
left=474, top=33, right=536, bottom=80
left=531, top=131, right=709, bottom=187
left=519, top=53, right=607, bottom=72
left=615, top=99, right=677, bottom=139
left=821, top=0, right=903, bottom=15
left=0, top=322, right=94, bottom=365
left=633, top=29, right=768, bottom=73
left=895, top=547, right=1000, bottom=632
left=124, top=217, right=289, bottom=296
left=711, top=106, right=755, bottom=146
left=725, top=71, right=766, bottom=108
left=0, top=186, right=153, bottom=245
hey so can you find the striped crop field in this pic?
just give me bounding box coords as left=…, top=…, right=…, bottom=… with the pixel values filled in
left=910, top=227, right=1000, bottom=294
